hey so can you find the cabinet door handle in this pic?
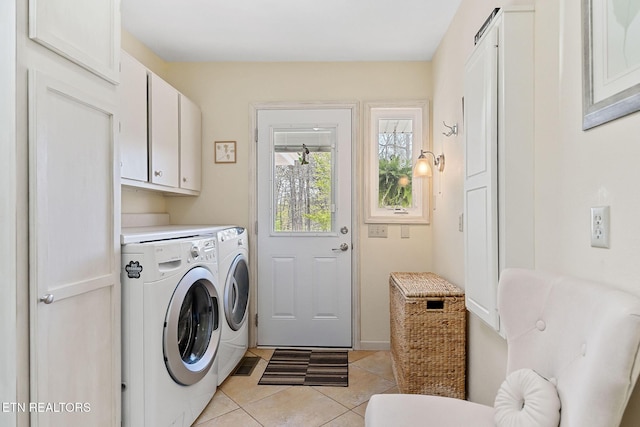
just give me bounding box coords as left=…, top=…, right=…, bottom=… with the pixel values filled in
left=39, top=294, right=55, bottom=304
left=154, top=170, right=163, bottom=177
left=182, top=177, right=187, bottom=183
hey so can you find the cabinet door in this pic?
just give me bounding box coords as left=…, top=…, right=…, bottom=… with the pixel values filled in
left=119, top=51, right=148, bottom=182
left=29, top=70, right=120, bottom=427
left=463, top=26, right=500, bottom=330
left=29, top=0, right=120, bottom=82
left=149, top=73, right=179, bottom=187
left=179, top=95, right=202, bottom=191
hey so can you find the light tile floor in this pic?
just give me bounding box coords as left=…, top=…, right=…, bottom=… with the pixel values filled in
left=192, top=349, right=398, bottom=427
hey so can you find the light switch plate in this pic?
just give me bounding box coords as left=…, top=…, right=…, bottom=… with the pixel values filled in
left=368, top=224, right=388, bottom=238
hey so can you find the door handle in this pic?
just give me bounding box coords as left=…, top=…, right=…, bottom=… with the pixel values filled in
left=39, top=294, right=54, bottom=304
left=332, top=243, right=349, bottom=252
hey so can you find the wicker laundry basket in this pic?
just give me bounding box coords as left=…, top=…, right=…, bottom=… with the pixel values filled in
left=389, top=272, right=466, bottom=398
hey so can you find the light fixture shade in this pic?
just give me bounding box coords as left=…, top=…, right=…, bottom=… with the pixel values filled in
left=414, top=157, right=432, bottom=177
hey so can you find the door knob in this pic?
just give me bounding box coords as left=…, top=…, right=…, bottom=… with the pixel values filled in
left=332, top=243, right=349, bottom=252
left=39, top=294, right=54, bottom=304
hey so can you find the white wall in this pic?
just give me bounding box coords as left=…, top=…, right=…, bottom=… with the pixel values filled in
left=431, top=0, right=640, bottom=423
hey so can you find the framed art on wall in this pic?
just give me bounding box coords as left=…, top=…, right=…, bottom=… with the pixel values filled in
left=215, top=141, right=236, bottom=163
left=582, top=0, right=640, bottom=130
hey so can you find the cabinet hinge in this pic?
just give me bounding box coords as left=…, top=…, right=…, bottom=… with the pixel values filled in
left=118, top=121, right=122, bottom=133
left=255, top=313, right=258, bottom=327
left=255, top=221, right=258, bottom=234
left=255, top=128, right=258, bottom=143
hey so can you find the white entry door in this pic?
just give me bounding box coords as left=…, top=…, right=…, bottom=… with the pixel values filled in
left=256, top=108, right=353, bottom=347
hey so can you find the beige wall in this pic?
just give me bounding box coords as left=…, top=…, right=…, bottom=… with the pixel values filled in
left=164, top=61, right=435, bottom=348
left=120, top=35, right=435, bottom=347
left=431, top=0, right=640, bottom=423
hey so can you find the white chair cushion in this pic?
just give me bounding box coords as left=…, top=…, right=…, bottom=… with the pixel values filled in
left=494, top=368, right=561, bottom=427
left=365, top=394, right=495, bottom=427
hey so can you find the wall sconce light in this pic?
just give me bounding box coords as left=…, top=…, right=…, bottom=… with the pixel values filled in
left=414, top=150, right=445, bottom=177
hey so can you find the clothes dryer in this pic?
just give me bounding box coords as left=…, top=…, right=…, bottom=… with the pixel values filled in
left=121, top=229, right=224, bottom=427
left=216, top=226, right=250, bottom=384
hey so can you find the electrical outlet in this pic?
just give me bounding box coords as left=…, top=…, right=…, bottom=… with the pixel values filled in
left=590, top=206, right=610, bottom=248
left=368, top=224, right=388, bottom=238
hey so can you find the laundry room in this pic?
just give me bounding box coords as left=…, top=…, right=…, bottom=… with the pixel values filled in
left=4, top=0, right=640, bottom=426
left=120, top=32, right=438, bottom=345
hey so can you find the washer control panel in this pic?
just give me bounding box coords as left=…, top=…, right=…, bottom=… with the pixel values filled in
left=201, top=238, right=216, bottom=261
left=187, top=236, right=216, bottom=263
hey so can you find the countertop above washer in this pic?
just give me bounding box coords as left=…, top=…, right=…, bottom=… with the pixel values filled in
left=121, top=225, right=229, bottom=245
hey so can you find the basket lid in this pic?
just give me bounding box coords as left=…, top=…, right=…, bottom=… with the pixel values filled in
left=390, top=272, right=464, bottom=297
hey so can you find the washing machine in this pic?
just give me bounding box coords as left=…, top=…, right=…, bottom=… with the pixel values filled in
left=121, top=227, right=226, bottom=427
left=216, top=226, right=250, bottom=385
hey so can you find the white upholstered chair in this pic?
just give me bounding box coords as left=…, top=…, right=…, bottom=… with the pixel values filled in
left=365, top=268, right=640, bottom=427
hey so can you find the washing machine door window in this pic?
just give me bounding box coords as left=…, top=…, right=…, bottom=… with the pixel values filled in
left=224, top=254, right=249, bottom=331
left=178, top=282, right=215, bottom=364
left=164, top=267, right=221, bottom=386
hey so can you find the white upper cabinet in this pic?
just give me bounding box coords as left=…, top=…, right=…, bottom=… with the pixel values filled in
left=119, top=53, right=202, bottom=196
left=119, top=51, right=148, bottom=182
left=179, top=95, right=202, bottom=192
left=149, top=73, right=180, bottom=188
left=463, top=7, right=535, bottom=333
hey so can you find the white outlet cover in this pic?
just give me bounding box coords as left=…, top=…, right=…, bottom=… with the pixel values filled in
left=590, top=206, right=610, bottom=248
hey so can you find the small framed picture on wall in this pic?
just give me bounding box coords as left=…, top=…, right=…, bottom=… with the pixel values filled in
left=215, top=141, right=236, bottom=163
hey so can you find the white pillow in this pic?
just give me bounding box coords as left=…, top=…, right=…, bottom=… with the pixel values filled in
left=494, top=368, right=561, bottom=427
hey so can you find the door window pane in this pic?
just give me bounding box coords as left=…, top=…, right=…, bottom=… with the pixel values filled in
left=272, top=127, right=335, bottom=233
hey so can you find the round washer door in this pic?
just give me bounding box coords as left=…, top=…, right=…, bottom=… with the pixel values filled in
left=163, top=266, right=221, bottom=386
left=224, top=253, right=249, bottom=331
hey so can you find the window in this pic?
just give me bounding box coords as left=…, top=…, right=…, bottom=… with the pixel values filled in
left=364, top=102, right=430, bottom=223
left=272, top=126, right=336, bottom=233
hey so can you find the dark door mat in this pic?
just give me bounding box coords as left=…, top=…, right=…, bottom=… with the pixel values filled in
left=231, top=356, right=261, bottom=376
left=258, top=349, right=348, bottom=387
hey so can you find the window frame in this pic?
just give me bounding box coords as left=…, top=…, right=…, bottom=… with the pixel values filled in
left=363, top=101, right=430, bottom=224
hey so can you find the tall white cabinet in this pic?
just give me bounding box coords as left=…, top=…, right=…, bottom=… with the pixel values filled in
left=12, top=0, right=122, bottom=425
left=463, top=7, right=535, bottom=332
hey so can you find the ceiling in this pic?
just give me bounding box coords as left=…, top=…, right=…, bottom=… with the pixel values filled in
left=121, top=0, right=463, bottom=62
